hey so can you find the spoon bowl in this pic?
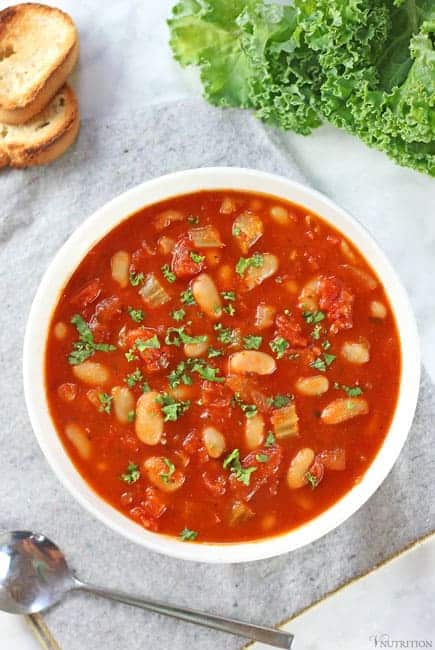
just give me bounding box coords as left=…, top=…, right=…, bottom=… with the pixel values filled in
left=0, top=531, right=75, bottom=615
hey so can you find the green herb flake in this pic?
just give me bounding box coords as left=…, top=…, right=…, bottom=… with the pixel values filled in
left=136, top=335, right=160, bottom=351
left=214, top=322, right=236, bottom=345
left=269, top=336, right=289, bottom=359
left=188, top=358, right=225, bottom=383
left=268, top=394, right=292, bottom=409
left=98, top=392, right=113, bottom=414
left=311, top=323, right=322, bottom=340
left=223, top=303, right=236, bottom=316
left=160, top=457, right=176, bottom=484
left=243, top=335, right=262, bottom=350
left=322, top=340, right=331, bottom=350
left=303, top=310, right=325, bottom=325
left=179, top=527, right=198, bottom=541
left=156, top=393, right=190, bottom=421
left=127, top=410, right=136, bottom=423
left=171, top=308, right=186, bottom=321
left=221, top=290, right=236, bottom=301
left=121, top=462, right=140, bottom=484
left=343, top=385, right=363, bottom=397
left=180, top=289, right=196, bottom=305
left=265, top=432, right=276, bottom=447
left=235, top=252, right=263, bottom=276
left=305, top=472, right=319, bottom=489
left=187, top=215, right=199, bottom=224
left=256, top=453, right=269, bottom=463
left=129, top=271, right=145, bottom=287
left=208, top=347, right=223, bottom=358
left=232, top=224, right=241, bottom=236
left=190, top=251, right=205, bottom=264
left=222, top=448, right=257, bottom=486
left=127, top=306, right=145, bottom=323
left=125, top=348, right=138, bottom=362
left=165, top=326, right=207, bottom=347
left=68, top=315, right=116, bottom=365
left=125, top=368, right=143, bottom=388
left=161, top=264, right=176, bottom=283
left=142, top=381, right=151, bottom=393
left=168, top=361, right=192, bottom=389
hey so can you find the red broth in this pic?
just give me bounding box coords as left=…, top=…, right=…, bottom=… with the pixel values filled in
left=45, top=191, right=401, bottom=543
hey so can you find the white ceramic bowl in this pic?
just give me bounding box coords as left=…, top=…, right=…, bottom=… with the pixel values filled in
left=23, top=167, right=420, bottom=563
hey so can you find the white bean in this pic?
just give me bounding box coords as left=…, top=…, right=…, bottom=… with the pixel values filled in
left=243, top=253, right=278, bottom=291
left=269, top=205, right=290, bottom=225
left=321, top=397, right=369, bottom=424
left=370, top=300, right=387, bottom=319
left=143, top=456, right=185, bottom=493
left=298, top=277, right=320, bottom=311
left=65, top=423, right=91, bottom=460
left=135, top=391, right=163, bottom=445
left=153, top=209, right=184, bottom=230
left=202, top=426, right=226, bottom=458
left=110, top=250, right=130, bottom=288
left=72, top=361, right=110, bottom=385
left=245, top=414, right=265, bottom=450
left=191, top=273, right=222, bottom=318
left=184, top=335, right=209, bottom=358
left=341, top=340, right=370, bottom=364
left=232, top=212, right=263, bottom=253
left=295, top=375, right=329, bottom=396
left=286, top=448, right=315, bottom=489
left=229, top=351, right=276, bottom=375
left=158, top=236, right=176, bottom=255
left=255, top=303, right=276, bottom=329
left=112, top=386, right=136, bottom=424
left=54, top=321, right=68, bottom=340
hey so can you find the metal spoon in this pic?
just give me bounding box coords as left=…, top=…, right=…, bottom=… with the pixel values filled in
left=0, top=531, right=293, bottom=648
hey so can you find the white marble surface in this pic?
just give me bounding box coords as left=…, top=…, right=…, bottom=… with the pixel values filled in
left=1, top=1, right=434, bottom=648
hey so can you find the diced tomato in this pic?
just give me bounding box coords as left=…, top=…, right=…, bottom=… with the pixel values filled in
left=141, top=487, right=167, bottom=519
left=92, top=295, right=122, bottom=324
left=202, top=463, right=227, bottom=497
left=318, top=448, right=346, bottom=471
left=225, top=376, right=269, bottom=413
left=182, top=431, right=209, bottom=464
left=319, top=276, right=353, bottom=333
left=171, top=237, right=204, bottom=278
left=70, top=278, right=101, bottom=309
left=125, top=327, right=170, bottom=373
left=129, top=506, right=159, bottom=531
left=201, top=380, right=231, bottom=408
left=57, top=382, right=77, bottom=402
left=274, top=313, right=308, bottom=348
left=307, top=457, right=324, bottom=486
left=229, top=445, right=283, bottom=502
left=182, top=501, right=221, bottom=527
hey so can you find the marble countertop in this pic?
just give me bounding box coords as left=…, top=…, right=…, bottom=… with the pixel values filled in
left=1, top=1, right=434, bottom=648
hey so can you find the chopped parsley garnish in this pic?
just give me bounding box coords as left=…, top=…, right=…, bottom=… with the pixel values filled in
left=129, top=271, right=145, bottom=287
left=190, top=251, right=205, bottom=264
left=265, top=432, right=276, bottom=447
left=208, top=347, right=223, bottom=358
left=121, top=462, right=140, bottom=484
left=275, top=276, right=283, bottom=284
left=214, top=322, right=236, bottom=345
left=221, top=290, right=236, bottom=301
left=305, top=472, right=319, bottom=489
left=180, top=288, right=196, bottom=305
left=125, top=368, right=143, bottom=388
left=256, top=454, right=269, bottom=463
left=68, top=314, right=116, bottom=365
left=142, top=381, right=151, bottom=393
left=161, top=264, right=176, bottom=283
left=125, top=349, right=138, bottom=362
left=269, top=336, right=289, bottom=359
left=127, top=306, right=145, bottom=323
left=232, top=224, right=242, bottom=236
left=136, top=335, right=160, bottom=350
left=310, top=353, right=336, bottom=372
left=235, top=252, right=264, bottom=277
left=334, top=382, right=363, bottom=397
left=171, top=308, right=186, bottom=321
left=179, top=527, right=198, bottom=541
left=165, top=326, right=207, bottom=347
left=127, top=410, right=136, bottom=422
left=243, top=335, right=262, bottom=350
left=98, top=392, right=113, bottom=414
left=223, top=449, right=257, bottom=486
left=188, top=358, right=225, bottom=383
left=311, top=323, right=322, bottom=340
left=156, top=393, right=191, bottom=421
left=168, top=361, right=192, bottom=389
left=231, top=393, right=257, bottom=418
left=268, top=394, right=292, bottom=409
left=322, top=339, right=331, bottom=350
left=302, top=310, right=325, bottom=324
left=223, top=303, right=236, bottom=316
left=187, top=214, right=199, bottom=224
left=160, top=458, right=176, bottom=484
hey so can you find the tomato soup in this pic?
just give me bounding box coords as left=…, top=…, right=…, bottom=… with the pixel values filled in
left=45, top=191, right=401, bottom=543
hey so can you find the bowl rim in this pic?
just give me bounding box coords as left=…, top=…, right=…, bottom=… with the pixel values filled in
left=23, top=166, right=420, bottom=563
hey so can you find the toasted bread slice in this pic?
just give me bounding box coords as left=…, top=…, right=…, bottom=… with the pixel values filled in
left=0, top=3, right=79, bottom=124
left=0, top=83, right=79, bottom=168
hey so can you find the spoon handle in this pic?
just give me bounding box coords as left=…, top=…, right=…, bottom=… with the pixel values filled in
left=77, top=581, right=293, bottom=648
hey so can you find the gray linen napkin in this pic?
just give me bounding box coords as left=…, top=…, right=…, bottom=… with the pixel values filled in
left=0, top=99, right=433, bottom=650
